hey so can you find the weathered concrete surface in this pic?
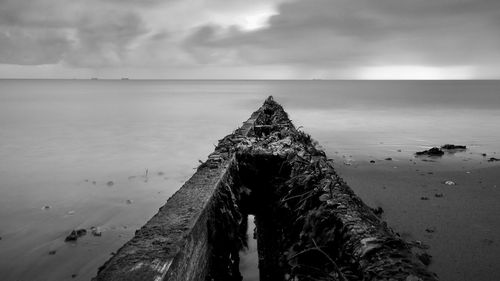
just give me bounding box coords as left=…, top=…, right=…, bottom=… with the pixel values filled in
left=93, top=97, right=438, bottom=281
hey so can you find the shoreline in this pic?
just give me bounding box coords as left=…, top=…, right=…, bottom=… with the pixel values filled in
left=331, top=149, right=500, bottom=281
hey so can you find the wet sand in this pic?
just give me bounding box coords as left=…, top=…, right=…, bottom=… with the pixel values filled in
left=331, top=149, right=500, bottom=281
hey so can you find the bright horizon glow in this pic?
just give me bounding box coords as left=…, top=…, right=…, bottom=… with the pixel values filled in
left=357, top=65, right=476, bottom=80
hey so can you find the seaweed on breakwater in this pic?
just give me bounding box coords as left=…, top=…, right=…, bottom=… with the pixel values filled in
left=94, top=96, right=438, bottom=281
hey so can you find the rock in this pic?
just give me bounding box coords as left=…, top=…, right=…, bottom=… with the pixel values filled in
left=71, top=274, right=77, bottom=278
left=67, top=210, right=75, bottom=215
left=42, top=205, right=51, bottom=210
left=425, top=227, right=436, bottom=233
left=371, top=206, right=384, bottom=217
left=397, top=149, right=402, bottom=152
left=49, top=250, right=57, bottom=255
left=482, top=153, right=487, bottom=157
left=370, top=160, right=376, bottom=163
left=385, top=157, right=392, bottom=161
left=417, top=253, right=432, bottom=266
left=90, top=226, right=102, bottom=237
left=420, top=196, right=429, bottom=200
left=106, top=181, right=114, bottom=186
left=415, top=147, right=444, bottom=156
left=444, top=180, right=456, bottom=186
left=488, top=157, right=500, bottom=162
left=92, top=181, right=97, bottom=185
left=441, top=144, right=466, bottom=150
left=126, top=199, right=133, bottom=204
left=434, top=193, right=444, bottom=198
left=65, top=229, right=87, bottom=242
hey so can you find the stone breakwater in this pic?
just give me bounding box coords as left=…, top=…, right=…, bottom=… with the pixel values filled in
left=93, top=97, right=438, bottom=281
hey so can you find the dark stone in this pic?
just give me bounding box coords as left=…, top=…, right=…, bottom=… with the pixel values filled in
left=371, top=206, right=384, bottom=217
left=482, top=153, right=487, bottom=157
left=49, top=250, right=57, bottom=255
left=418, top=253, right=432, bottom=266
left=106, top=181, right=114, bottom=186
left=420, top=196, right=429, bottom=200
left=441, top=144, right=466, bottom=150
left=65, top=229, right=87, bottom=242
left=385, top=157, right=392, bottom=161
left=415, top=147, right=444, bottom=156
left=488, top=157, right=500, bottom=162
left=370, top=160, right=376, bottom=163
left=72, top=274, right=78, bottom=278
left=434, top=193, right=444, bottom=198
left=425, top=227, right=436, bottom=233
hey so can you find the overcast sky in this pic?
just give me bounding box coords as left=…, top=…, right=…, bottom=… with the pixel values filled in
left=1, top=0, right=499, bottom=79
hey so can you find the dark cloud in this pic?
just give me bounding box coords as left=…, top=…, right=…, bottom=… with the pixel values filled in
left=0, top=28, right=70, bottom=65
left=0, top=0, right=150, bottom=67
left=183, top=0, right=500, bottom=69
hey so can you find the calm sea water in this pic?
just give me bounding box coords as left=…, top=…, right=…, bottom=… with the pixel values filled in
left=0, top=80, right=499, bottom=281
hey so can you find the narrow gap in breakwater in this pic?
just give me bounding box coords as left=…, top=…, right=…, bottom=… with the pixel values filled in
left=239, top=215, right=259, bottom=281
left=233, top=154, right=291, bottom=281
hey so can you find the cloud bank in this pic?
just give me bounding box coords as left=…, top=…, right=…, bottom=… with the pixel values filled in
left=1, top=0, right=499, bottom=78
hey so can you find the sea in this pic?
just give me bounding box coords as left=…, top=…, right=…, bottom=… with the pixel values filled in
left=1, top=80, right=499, bottom=281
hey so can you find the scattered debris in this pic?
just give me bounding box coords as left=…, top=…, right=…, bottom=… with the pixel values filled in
left=434, top=193, right=444, bottom=198
left=106, top=181, right=114, bottom=187
left=49, top=250, right=57, bottom=255
left=488, top=157, right=500, bottom=162
left=65, top=229, right=87, bottom=242
left=441, top=144, right=466, bottom=150
left=444, top=180, right=456, bottom=186
left=415, top=147, right=444, bottom=156
left=417, top=253, right=432, bottom=266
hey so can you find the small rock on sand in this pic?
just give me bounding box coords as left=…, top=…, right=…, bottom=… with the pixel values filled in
left=441, top=144, right=466, bottom=150
left=425, top=227, right=436, bottom=233
left=385, top=157, right=392, bottom=161
left=420, top=196, right=429, bottom=200
left=42, top=205, right=51, bottom=210
left=369, top=160, right=376, bottom=163
left=434, top=193, right=444, bottom=198
left=444, top=180, right=456, bottom=186
left=65, top=229, right=87, bottom=242
left=415, top=147, right=444, bottom=156
left=49, top=250, right=56, bottom=255
left=106, top=181, right=114, bottom=186
left=90, top=226, right=102, bottom=237
left=126, top=199, right=133, bottom=204
left=417, top=253, right=432, bottom=266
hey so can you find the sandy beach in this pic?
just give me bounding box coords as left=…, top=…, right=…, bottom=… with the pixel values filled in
left=331, top=148, right=500, bottom=281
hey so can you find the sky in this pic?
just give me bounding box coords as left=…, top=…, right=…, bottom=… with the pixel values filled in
left=0, top=0, right=499, bottom=79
